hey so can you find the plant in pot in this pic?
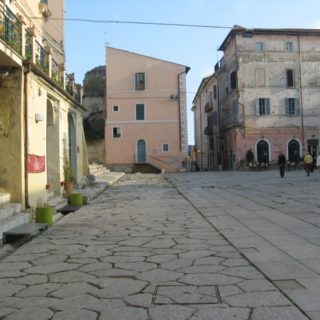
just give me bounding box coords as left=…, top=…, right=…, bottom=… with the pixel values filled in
left=62, top=134, right=74, bottom=194
left=35, top=199, right=53, bottom=227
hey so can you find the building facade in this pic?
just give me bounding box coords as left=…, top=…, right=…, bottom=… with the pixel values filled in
left=105, top=47, right=189, bottom=172
left=192, top=74, right=220, bottom=171
left=194, top=26, right=320, bottom=169
left=0, top=0, right=87, bottom=218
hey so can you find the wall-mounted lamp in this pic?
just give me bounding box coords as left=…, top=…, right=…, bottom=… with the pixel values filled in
left=35, top=113, right=44, bottom=123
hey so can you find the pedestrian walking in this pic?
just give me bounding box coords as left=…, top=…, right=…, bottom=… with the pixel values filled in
left=278, top=153, right=286, bottom=178
left=304, top=152, right=313, bottom=176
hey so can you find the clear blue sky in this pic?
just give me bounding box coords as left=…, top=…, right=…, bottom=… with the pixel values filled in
left=65, top=0, right=320, bottom=145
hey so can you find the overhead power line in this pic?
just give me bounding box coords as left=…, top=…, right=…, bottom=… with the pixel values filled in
left=33, top=17, right=232, bottom=29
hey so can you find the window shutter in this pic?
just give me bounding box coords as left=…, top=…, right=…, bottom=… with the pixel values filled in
left=295, top=98, right=300, bottom=115
left=136, top=104, right=144, bottom=120
left=266, top=98, right=270, bottom=114
left=256, top=99, right=260, bottom=115
left=285, top=98, right=289, bottom=115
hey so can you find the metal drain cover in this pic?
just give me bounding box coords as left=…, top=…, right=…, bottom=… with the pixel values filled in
left=152, top=285, right=221, bottom=305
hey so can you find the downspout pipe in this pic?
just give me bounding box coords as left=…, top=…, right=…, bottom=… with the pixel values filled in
left=177, top=66, right=190, bottom=151
left=23, top=63, right=31, bottom=208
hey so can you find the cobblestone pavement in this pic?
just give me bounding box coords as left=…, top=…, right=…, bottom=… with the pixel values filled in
left=0, top=172, right=317, bottom=319
left=168, top=169, right=320, bottom=320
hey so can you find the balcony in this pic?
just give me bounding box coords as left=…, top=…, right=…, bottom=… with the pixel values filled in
left=0, top=4, right=80, bottom=102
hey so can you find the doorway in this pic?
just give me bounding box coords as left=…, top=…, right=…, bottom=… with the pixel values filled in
left=257, top=140, right=269, bottom=163
left=288, top=139, right=300, bottom=162
left=137, top=139, right=146, bottom=163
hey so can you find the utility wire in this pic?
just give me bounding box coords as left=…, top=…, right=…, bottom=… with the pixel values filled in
left=32, top=17, right=232, bottom=29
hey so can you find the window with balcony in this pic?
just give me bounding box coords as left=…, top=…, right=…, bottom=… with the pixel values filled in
left=135, top=72, right=145, bottom=90
left=135, top=104, right=145, bottom=120
left=256, top=98, right=270, bottom=116
left=285, top=98, right=300, bottom=116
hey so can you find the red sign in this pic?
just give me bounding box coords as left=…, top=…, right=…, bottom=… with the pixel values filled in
left=28, top=154, right=46, bottom=173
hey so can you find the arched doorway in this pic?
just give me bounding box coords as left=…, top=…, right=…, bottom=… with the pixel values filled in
left=288, top=139, right=300, bottom=162
left=257, top=140, right=269, bottom=163
left=46, top=98, right=59, bottom=194
left=137, top=139, right=146, bottom=163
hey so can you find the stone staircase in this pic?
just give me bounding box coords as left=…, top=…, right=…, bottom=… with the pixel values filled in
left=0, top=193, right=31, bottom=242
left=89, top=163, right=110, bottom=177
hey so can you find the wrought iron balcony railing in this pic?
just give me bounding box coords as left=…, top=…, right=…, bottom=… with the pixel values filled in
left=0, top=3, right=81, bottom=103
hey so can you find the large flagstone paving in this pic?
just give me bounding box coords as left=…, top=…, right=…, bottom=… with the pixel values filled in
left=0, top=172, right=315, bottom=319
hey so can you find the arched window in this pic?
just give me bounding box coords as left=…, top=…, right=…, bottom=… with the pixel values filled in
left=288, top=139, right=300, bottom=162
left=257, top=140, right=269, bottom=163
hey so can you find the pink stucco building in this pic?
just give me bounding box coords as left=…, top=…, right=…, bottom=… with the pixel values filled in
left=105, top=47, right=189, bottom=172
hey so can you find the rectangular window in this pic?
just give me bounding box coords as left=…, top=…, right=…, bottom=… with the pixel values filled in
left=213, top=85, right=217, bottom=99
left=112, top=127, right=121, bottom=138
left=162, top=144, right=169, bottom=152
left=135, top=72, right=145, bottom=90
left=230, top=71, right=237, bottom=90
left=135, top=104, right=145, bottom=120
left=286, top=69, right=294, bottom=87
left=286, top=42, right=293, bottom=52
left=112, top=105, right=119, bottom=112
left=256, top=98, right=270, bottom=116
left=256, top=42, right=264, bottom=52
left=209, top=138, right=214, bottom=151
left=285, top=98, right=300, bottom=116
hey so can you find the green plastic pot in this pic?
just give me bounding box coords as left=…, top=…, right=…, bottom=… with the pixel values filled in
left=35, top=206, right=53, bottom=227
left=69, top=193, right=83, bottom=206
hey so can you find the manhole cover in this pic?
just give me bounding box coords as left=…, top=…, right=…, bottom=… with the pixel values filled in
left=152, top=285, right=221, bottom=305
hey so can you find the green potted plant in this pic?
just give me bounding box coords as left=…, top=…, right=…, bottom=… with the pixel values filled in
left=35, top=199, right=53, bottom=227
left=62, top=134, right=74, bottom=194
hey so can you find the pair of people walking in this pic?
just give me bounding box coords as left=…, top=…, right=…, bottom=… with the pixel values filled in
left=278, top=152, right=314, bottom=177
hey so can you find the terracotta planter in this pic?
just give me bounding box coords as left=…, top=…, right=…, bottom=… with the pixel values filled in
left=64, top=181, right=74, bottom=194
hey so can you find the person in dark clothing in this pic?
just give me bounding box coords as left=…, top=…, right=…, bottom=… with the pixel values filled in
left=278, top=153, right=286, bottom=178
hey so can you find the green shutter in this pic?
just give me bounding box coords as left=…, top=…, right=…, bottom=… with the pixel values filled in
left=136, top=104, right=144, bottom=120
left=295, top=98, right=300, bottom=115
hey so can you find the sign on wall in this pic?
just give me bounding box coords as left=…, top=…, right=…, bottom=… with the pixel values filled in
left=28, top=154, right=46, bottom=173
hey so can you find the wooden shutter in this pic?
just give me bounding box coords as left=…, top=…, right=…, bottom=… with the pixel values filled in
left=136, top=104, right=144, bottom=120
left=295, top=98, right=300, bottom=115
left=285, top=98, right=289, bottom=115
left=256, top=99, right=260, bottom=115
left=266, top=98, right=270, bottom=114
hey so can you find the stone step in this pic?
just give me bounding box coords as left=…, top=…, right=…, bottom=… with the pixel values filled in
left=0, top=203, right=22, bottom=221
left=0, top=212, right=31, bottom=241
left=89, top=164, right=110, bottom=176
left=0, top=193, right=10, bottom=206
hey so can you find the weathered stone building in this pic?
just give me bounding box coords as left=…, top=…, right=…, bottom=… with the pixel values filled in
left=194, top=26, right=320, bottom=169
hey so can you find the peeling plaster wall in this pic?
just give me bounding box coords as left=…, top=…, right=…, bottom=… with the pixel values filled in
left=0, top=69, right=24, bottom=203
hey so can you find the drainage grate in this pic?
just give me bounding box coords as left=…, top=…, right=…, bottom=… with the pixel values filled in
left=201, top=186, right=215, bottom=189
left=152, top=285, right=221, bottom=305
